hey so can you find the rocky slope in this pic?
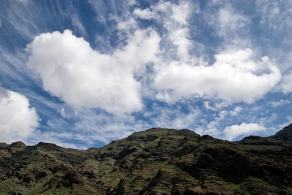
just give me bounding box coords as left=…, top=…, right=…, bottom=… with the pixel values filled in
left=0, top=125, right=292, bottom=194
left=271, top=123, right=292, bottom=145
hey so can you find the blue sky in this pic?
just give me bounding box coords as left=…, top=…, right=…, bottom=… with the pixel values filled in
left=0, top=0, right=291, bottom=148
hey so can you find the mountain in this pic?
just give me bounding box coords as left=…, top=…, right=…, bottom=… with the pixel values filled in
left=271, top=123, right=292, bottom=145
left=0, top=125, right=292, bottom=195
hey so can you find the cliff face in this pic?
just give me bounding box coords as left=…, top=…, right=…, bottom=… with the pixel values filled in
left=0, top=125, right=292, bottom=194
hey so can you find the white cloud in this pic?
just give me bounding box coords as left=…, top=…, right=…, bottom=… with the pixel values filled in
left=206, top=3, right=250, bottom=48
left=256, top=0, right=292, bottom=38
left=223, top=122, right=266, bottom=140
left=134, top=2, right=280, bottom=105
left=154, top=48, right=281, bottom=103
left=279, top=72, right=292, bottom=93
left=133, top=8, right=155, bottom=20
left=117, top=17, right=137, bottom=31
left=216, top=5, right=248, bottom=37
left=157, top=1, right=192, bottom=62
left=0, top=87, right=39, bottom=143
left=27, top=29, right=160, bottom=114
left=133, top=1, right=193, bottom=62
left=230, top=106, right=242, bottom=116
left=271, top=99, right=290, bottom=107
left=127, top=0, right=136, bottom=6
left=9, top=0, right=288, bottom=148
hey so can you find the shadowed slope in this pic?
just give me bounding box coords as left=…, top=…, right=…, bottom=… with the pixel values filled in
left=271, top=123, right=292, bottom=146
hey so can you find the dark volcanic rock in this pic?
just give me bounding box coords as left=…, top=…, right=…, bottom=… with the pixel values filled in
left=271, top=123, right=292, bottom=145
left=0, top=125, right=292, bottom=194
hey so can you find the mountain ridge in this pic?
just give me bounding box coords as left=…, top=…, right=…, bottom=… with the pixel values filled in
left=0, top=124, right=292, bottom=194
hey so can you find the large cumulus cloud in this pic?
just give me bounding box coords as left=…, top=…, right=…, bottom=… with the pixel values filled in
left=154, top=49, right=281, bottom=103
left=0, top=87, right=39, bottom=143
left=26, top=29, right=160, bottom=114
left=223, top=122, right=266, bottom=140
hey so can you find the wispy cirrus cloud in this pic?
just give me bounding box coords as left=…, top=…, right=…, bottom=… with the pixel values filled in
left=0, top=0, right=291, bottom=148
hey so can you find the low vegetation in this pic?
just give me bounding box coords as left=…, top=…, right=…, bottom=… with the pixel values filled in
left=0, top=124, right=292, bottom=194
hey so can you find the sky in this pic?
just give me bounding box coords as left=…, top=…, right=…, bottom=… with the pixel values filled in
left=0, top=0, right=291, bottom=148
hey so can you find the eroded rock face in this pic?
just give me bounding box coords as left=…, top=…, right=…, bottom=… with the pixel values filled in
left=0, top=125, right=292, bottom=194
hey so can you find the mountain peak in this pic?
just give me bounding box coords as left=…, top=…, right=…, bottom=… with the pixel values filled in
left=9, top=141, right=26, bottom=148
left=271, top=123, right=292, bottom=145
